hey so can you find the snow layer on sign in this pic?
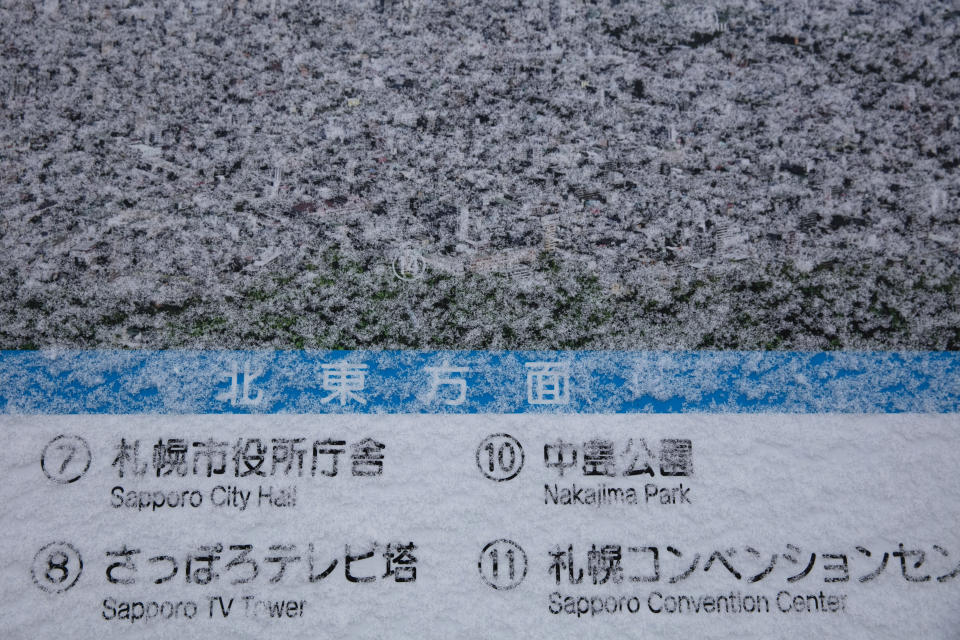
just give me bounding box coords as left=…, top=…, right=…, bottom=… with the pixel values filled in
left=0, top=1, right=958, bottom=349
left=0, top=350, right=957, bottom=414
left=2, top=412, right=959, bottom=639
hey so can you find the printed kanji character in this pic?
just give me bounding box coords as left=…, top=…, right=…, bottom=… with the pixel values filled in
left=856, top=546, right=889, bottom=582
left=112, top=438, right=147, bottom=477
left=587, top=544, right=623, bottom=585
left=233, top=438, right=266, bottom=477
left=424, top=364, right=470, bottom=406
left=934, top=545, right=960, bottom=583
left=893, top=543, right=931, bottom=582
left=548, top=545, right=583, bottom=585
left=106, top=546, right=140, bottom=584
left=186, top=544, right=222, bottom=584
left=744, top=547, right=777, bottom=583
left=666, top=546, right=699, bottom=583
left=628, top=546, right=659, bottom=582
left=782, top=544, right=816, bottom=583
left=224, top=545, right=258, bottom=585
left=582, top=439, right=616, bottom=476
left=153, top=438, right=188, bottom=476
left=383, top=542, right=417, bottom=582
left=321, top=363, right=368, bottom=405
left=704, top=548, right=741, bottom=580
left=622, top=438, right=655, bottom=477
left=148, top=555, right=178, bottom=584
left=271, top=438, right=306, bottom=476
left=216, top=360, right=263, bottom=406
left=822, top=553, right=849, bottom=583
left=345, top=544, right=377, bottom=583
left=351, top=438, right=385, bottom=476
left=311, top=439, right=346, bottom=476
left=192, top=439, right=228, bottom=477
left=266, top=544, right=301, bottom=583
left=307, top=544, right=338, bottom=582
left=525, top=362, right=570, bottom=405
left=544, top=440, right=578, bottom=476
left=659, top=439, right=693, bottom=476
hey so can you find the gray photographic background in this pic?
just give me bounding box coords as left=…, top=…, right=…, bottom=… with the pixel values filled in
left=1, top=0, right=957, bottom=349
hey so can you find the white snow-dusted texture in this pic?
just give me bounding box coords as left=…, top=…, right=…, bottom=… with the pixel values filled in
left=1, top=350, right=958, bottom=414
left=0, top=0, right=957, bottom=349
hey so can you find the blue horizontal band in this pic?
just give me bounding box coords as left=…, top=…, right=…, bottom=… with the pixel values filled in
left=0, top=351, right=957, bottom=414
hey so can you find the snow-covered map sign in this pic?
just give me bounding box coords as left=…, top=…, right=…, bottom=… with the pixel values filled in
left=0, top=350, right=958, bottom=639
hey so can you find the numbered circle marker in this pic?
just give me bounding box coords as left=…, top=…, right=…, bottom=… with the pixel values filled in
left=41, top=435, right=91, bottom=484
left=478, top=539, right=527, bottom=590
left=32, top=542, right=83, bottom=594
left=476, top=433, right=524, bottom=482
